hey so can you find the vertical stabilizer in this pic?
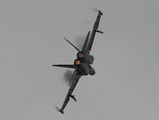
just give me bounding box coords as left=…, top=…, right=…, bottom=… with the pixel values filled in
left=63, top=37, right=80, bottom=51
left=52, top=64, right=74, bottom=69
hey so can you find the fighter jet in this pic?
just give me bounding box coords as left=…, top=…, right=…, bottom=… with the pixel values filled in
left=53, top=10, right=103, bottom=114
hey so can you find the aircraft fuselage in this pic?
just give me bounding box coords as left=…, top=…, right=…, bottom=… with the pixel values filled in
left=77, top=52, right=94, bottom=64
left=74, top=59, right=95, bottom=76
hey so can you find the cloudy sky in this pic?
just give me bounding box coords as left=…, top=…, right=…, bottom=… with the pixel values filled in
left=1, top=0, right=159, bottom=119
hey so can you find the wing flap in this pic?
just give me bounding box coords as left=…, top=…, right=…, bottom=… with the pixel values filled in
left=68, top=69, right=77, bottom=86
left=82, top=31, right=90, bottom=52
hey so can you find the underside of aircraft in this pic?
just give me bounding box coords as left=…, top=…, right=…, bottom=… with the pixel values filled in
left=53, top=10, right=103, bottom=114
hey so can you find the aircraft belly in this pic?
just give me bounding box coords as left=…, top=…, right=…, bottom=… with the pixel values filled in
left=77, top=62, right=89, bottom=75
left=83, top=53, right=94, bottom=64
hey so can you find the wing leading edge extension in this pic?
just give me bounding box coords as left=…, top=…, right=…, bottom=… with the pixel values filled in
left=86, top=10, right=103, bottom=52
left=59, top=70, right=81, bottom=114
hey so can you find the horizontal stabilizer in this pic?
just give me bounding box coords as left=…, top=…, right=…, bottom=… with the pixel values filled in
left=59, top=109, right=64, bottom=114
left=52, top=64, right=74, bottom=69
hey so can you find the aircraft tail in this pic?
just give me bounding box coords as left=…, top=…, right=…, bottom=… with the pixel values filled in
left=52, top=64, right=74, bottom=69
left=63, top=37, right=80, bottom=52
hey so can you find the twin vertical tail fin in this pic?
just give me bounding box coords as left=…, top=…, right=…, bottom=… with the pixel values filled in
left=52, top=38, right=80, bottom=69
left=52, top=64, right=74, bottom=69
left=63, top=37, right=80, bottom=51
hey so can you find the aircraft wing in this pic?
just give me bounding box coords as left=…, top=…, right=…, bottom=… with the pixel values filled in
left=85, top=10, right=103, bottom=52
left=59, top=69, right=81, bottom=114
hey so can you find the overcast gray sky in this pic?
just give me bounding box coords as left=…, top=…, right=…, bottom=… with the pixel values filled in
left=1, top=0, right=159, bottom=120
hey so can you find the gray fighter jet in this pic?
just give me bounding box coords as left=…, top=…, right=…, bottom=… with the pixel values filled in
left=53, top=10, right=103, bottom=114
